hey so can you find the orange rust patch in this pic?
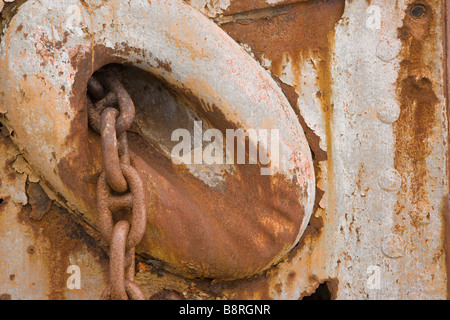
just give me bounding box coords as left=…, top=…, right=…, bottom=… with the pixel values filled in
left=17, top=201, right=108, bottom=300
left=208, top=272, right=273, bottom=299
left=220, top=0, right=344, bottom=86
left=129, top=132, right=305, bottom=280
left=155, top=58, right=172, bottom=73
left=220, top=0, right=344, bottom=237
left=137, top=261, right=148, bottom=273
left=394, top=1, right=438, bottom=237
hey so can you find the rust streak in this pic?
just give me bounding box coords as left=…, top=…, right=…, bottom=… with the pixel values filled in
left=394, top=1, right=439, bottom=270
left=17, top=198, right=108, bottom=300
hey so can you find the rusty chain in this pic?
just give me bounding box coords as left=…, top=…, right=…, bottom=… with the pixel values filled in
left=87, top=73, right=147, bottom=300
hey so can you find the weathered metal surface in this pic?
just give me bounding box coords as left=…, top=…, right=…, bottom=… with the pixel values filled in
left=0, top=0, right=449, bottom=300
left=88, top=73, right=146, bottom=299
left=0, top=0, right=315, bottom=282
left=0, top=129, right=109, bottom=300
left=330, top=0, right=446, bottom=299
left=174, top=0, right=446, bottom=300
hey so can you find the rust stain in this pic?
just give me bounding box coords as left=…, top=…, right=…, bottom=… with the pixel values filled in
left=1, top=0, right=448, bottom=299
left=155, top=58, right=173, bottom=73
left=0, top=293, right=12, bottom=300
left=26, top=182, right=52, bottom=221
left=131, top=134, right=305, bottom=280
left=206, top=271, right=273, bottom=299
left=17, top=196, right=108, bottom=300
left=0, top=0, right=27, bottom=35
left=327, top=277, right=339, bottom=300
left=220, top=0, right=344, bottom=88
left=394, top=1, right=438, bottom=241
left=57, top=46, right=124, bottom=214
left=219, top=0, right=344, bottom=242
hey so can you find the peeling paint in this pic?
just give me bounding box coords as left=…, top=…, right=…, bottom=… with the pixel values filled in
left=0, top=129, right=108, bottom=300
left=186, top=0, right=231, bottom=17
left=0, top=0, right=315, bottom=282
left=0, top=0, right=448, bottom=300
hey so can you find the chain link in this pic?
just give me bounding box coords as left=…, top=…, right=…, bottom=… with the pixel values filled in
left=87, top=72, right=146, bottom=300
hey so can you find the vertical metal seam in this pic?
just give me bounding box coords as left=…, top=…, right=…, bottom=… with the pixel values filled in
left=443, top=0, right=450, bottom=300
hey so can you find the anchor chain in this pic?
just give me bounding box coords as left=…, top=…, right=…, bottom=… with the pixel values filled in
left=87, top=73, right=147, bottom=300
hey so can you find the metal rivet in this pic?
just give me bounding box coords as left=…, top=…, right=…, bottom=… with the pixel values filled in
left=379, top=168, right=402, bottom=192
left=377, top=103, right=400, bottom=124
left=376, top=39, right=400, bottom=62
left=381, top=234, right=405, bottom=258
